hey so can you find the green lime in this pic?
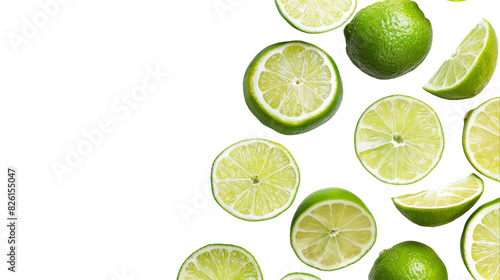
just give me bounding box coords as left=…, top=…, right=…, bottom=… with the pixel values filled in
left=274, top=0, right=356, bottom=33
left=290, top=188, right=377, bottom=271
left=355, top=95, right=444, bottom=185
left=369, top=241, right=448, bottom=279
left=344, top=0, right=432, bottom=79
left=392, top=174, right=484, bottom=227
left=463, top=97, right=500, bottom=182
left=211, top=139, right=300, bottom=221
left=244, top=41, right=343, bottom=135
left=461, top=197, right=500, bottom=280
left=177, top=244, right=263, bottom=280
left=424, top=19, right=498, bottom=99
left=281, top=272, right=321, bottom=280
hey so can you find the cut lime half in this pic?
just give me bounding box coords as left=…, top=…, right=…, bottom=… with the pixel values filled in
left=463, top=97, right=500, bottom=182
left=177, top=244, right=263, bottom=280
left=275, top=0, right=357, bottom=33
left=290, top=188, right=376, bottom=271
left=424, top=19, right=498, bottom=99
left=244, top=41, right=342, bottom=135
left=355, top=95, right=444, bottom=184
left=461, top=198, right=500, bottom=280
left=281, top=272, right=321, bottom=280
left=392, top=174, right=484, bottom=227
left=211, top=139, right=300, bottom=221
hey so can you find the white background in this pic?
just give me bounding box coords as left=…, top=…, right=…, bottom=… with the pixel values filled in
left=0, top=0, right=499, bottom=279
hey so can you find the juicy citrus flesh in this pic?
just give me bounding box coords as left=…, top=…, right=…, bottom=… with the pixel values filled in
left=212, top=139, right=299, bottom=220
left=281, top=272, right=320, bottom=280
left=462, top=199, right=500, bottom=280
left=394, top=174, right=483, bottom=208
left=464, top=97, right=500, bottom=182
left=276, top=0, right=355, bottom=32
left=293, top=201, right=376, bottom=270
left=426, top=20, right=489, bottom=90
left=256, top=43, right=335, bottom=119
left=355, top=96, right=444, bottom=184
left=178, top=245, right=262, bottom=280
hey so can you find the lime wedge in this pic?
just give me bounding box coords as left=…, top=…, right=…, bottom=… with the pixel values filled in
left=355, top=95, right=444, bottom=185
left=274, top=0, right=356, bottom=33
left=463, top=97, right=500, bottom=182
left=392, top=174, right=484, bottom=227
left=424, top=19, right=498, bottom=99
left=282, top=272, right=321, bottom=280
left=290, top=188, right=376, bottom=271
left=177, top=244, right=263, bottom=280
left=461, top=198, right=500, bottom=280
left=244, top=41, right=343, bottom=135
left=211, top=139, right=300, bottom=221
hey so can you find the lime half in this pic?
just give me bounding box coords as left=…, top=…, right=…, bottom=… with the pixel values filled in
left=424, top=19, right=498, bottom=99
left=290, top=188, right=376, bottom=271
left=463, top=97, right=500, bottom=182
left=392, top=174, right=484, bottom=227
left=281, top=272, right=321, bottom=280
left=355, top=95, right=444, bottom=184
left=244, top=41, right=342, bottom=135
left=211, top=139, right=300, bottom=221
left=275, top=0, right=356, bottom=33
left=461, top=198, right=500, bottom=280
left=177, top=244, right=263, bottom=280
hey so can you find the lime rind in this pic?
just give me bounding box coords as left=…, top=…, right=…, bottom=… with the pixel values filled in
left=281, top=272, right=321, bottom=280
left=244, top=41, right=343, bottom=135
left=424, top=19, right=498, bottom=99
left=354, top=95, right=445, bottom=185
left=274, top=0, right=357, bottom=34
left=463, top=97, right=500, bottom=182
left=211, top=138, right=300, bottom=221
left=177, top=244, right=263, bottom=280
left=461, top=198, right=500, bottom=280
left=290, top=188, right=377, bottom=271
left=392, top=174, right=484, bottom=227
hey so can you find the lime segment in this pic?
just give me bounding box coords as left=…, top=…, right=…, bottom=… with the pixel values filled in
left=211, top=139, right=300, bottom=221
left=281, top=272, right=321, bottom=280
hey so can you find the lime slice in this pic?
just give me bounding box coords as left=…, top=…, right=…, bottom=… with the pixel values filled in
left=177, top=244, right=263, bottom=280
left=461, top=198, right=500, bottom=280
left=463, top=97, right=500, bottom=182
left=392, top=174, right=484, bottom=227
left=211, top=139, right=300, bottom=221
left=290, top=188, right=377, bottom=271
left=281, top=272, right=321, bottom=280
left=424, top=19, right=498, bottom=100
left=244, top=41, right=343, bottom=135
left=355, top=95, right=444, bottom=185
left=274, top=0, right=356, bottom=33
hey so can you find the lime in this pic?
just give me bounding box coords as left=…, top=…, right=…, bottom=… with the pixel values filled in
left=177, top=244, right=263, bottom=280
left=463, top=97, right=500, bottom=182
left=290, top=188, right=376, bottom=271
left=369, top=241, right=448, bottom=279
left=344, top=0, right=432, bottom=79
left=274, top=0, right=356, bottom=33
left=211, top=139, right=300, bottom=221
left=281, top=272, right=320, bottom=280
left=461, top=198, right=500, bottom=280
left=392, top=174, right=484, bottom=227
left=244, top=41, right=343, bottom=135
left=355, top=95, right=444, bottom=185
left=424, top=19, right=498, bottom=100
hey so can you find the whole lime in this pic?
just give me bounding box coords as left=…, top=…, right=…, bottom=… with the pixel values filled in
left=369, top=241, right=448, bottom=280
left=344, top=0, right=432, bottom=79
